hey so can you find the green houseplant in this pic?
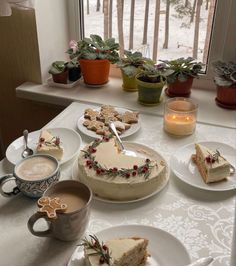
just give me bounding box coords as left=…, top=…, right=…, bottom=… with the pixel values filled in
left=212, top=61, right=236, bottom=108
left=49, top=61, right=68, bottom=84
left=116, top=50, right=153, bottom=92
left=67, top=35, right=119, bottom=85
left=161, top=57, right=203, bottom=97
left=135, top=63, right=173, bottom=105
left=67, top=59, right=81, bottom=82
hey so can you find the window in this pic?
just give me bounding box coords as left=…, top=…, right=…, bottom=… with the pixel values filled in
left=69, top=0, right=235, bottom=89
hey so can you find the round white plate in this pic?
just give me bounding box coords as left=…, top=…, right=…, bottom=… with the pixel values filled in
left=68, top=224, right=191, bottom=266
left=72, top=142, right=170, bottom=203
left=6, top=128, right=82, bottom=165
left=170, top=141, right=236, bottom=191
left=77, top=107, right=141, bottom=139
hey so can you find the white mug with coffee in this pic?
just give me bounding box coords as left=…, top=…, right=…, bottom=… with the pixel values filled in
left=0, top=155, right=60, bottom=198
left=28, top=180, right=92, bottom=241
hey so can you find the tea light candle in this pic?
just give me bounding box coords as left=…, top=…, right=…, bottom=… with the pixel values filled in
left=164, top=98, right=198, bottom=136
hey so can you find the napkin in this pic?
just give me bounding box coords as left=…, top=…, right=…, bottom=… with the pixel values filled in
left=0, top=0, right=34, bottom=17
left=230, top=198, right=236, bottom=266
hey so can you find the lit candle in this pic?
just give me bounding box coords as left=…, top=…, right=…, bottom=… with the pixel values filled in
left=164, top=98, right=198, bottom=136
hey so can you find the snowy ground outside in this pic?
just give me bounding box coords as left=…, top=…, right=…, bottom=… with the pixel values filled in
left=83, top=0, right=211, bottom=63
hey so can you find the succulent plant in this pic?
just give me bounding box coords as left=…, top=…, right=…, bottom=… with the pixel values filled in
left=49, top=61, right=67, bottom=75
left=160, top=57, right=203, bottom=83
left=212, top=61, right=236, bottom=87
left=67, top=35, right=119, bottom=64
left=116, top=50, right=153, bottom=77
left=137, top=63, right=174, bottom=83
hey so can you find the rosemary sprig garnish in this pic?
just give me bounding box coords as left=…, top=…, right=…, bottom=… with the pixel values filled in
left=79, top=235, right=111, bottom=265
left=206, top=149, right=221, bottom=166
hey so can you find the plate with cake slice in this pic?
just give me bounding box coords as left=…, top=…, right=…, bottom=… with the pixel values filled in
left=170, top=141, right=236, bottom=191
left=68, top=224, right=191, bottom=266
left=6, top=128, right=82, bottom=165
left=72, top=136, right=170, bottom=203
left=77, top=105, right=141, bottom=139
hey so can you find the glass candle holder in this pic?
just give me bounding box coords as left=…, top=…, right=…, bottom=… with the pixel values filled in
left=164, top=97, right=198, bottom=136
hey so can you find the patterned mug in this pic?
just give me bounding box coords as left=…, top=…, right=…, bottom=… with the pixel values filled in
left=0, top=155, right=60, bottom=198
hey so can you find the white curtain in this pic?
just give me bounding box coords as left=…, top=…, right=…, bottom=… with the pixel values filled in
left=0, top=0, right=35, bottom=16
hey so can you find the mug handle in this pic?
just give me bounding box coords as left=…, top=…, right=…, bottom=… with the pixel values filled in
left=0, top=174, right=21, bottom=197
left=27, top=212, right=52, bottom=238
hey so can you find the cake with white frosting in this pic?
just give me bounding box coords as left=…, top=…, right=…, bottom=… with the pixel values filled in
left=82, top=235, right=149, bottom=266
left=78, top=136, right=166, bottom=201
left=36, top=129, right=63, bottom=161
left=192, top=143, right=230, bottom=183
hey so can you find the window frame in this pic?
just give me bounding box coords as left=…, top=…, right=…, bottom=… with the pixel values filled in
left=68, top=0, right=236, bottom=90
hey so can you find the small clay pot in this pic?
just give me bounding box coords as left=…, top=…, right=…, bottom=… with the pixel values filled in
left=68, top=66, right=81, bottom=82
left=52, top=70, right=68, bottom=84
left=166, top=77, right=194, bottom=97
left=215, top=85, right=236, bottom=109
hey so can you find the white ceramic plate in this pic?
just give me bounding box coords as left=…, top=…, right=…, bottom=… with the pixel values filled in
left=170, top=141, right=236, bottom=191
left=72, top=142, right=170, bottom=203
left=68, top=224, right=191, bottom=266
left=6, top=128, right=82, bottom=165
left=77, top=107, right=141, bottom=139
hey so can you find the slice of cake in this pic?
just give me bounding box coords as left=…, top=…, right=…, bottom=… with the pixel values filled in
left=78, top=136, right=166, bottom=201
left=192, top=143, right=230, bottom=183
left=36, top=129, right=63, bottom=161
left=82, top=235, right=149, bottom=266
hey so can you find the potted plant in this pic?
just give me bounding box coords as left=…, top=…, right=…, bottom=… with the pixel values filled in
left=67, top=59, right=81, bottom=82
left=212, top=61, right=236, bottom=109
left=116, top=50, right=153, bottom=92
left=135, top=63, right=173, bottom=105
left=67, top=35, right=119, bottom=86
left=49, top=61, right=68, bottom=84
left=161, top=57, right=203, bottom=97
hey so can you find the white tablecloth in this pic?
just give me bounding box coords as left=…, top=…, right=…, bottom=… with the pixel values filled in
left=0, top=101, right=235, bottom=266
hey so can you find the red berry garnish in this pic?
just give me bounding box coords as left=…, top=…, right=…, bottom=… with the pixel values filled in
left=39, top=137, right=45, bottom=142
left=96, top=169, right=101, bottom=175
left=146, top=158, right=150, bottom=163
left=133, top=165, right=138, bottom=170
left=102, top=244, right=108, bottom=250
left=99, top=257, right=105, bottom=264
left=39, top=144, right=42, bottom=148
left=205, top=156, right=211, bottom=163
left=54, top=137, right=60, bottom=146
left=125, top=173, right=130, bottom=178
left=132, top=171, right=137, bottom=176
left=101, top=169, right=105, bottom=174
left=113, top=167, right=118, bottom=172
left=86, top=160, right=91, bottom=166
left=91, top=148, right=97, bottom=153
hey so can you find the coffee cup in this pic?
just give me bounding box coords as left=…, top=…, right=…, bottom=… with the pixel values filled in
left=27, top=180, right=92, bottom=241
left=0, top=155, right=60, bottom=198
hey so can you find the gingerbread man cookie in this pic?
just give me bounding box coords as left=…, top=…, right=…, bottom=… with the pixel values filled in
left=117, top=111, right=139, bottom=124
left=84, top=108, right=100, bottom=120
left=83, top=119, right=105, bottom=132
left=37, top=196, right=67, bottom=219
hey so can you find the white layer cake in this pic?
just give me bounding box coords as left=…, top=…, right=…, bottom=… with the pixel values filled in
left=78, top=137, right=166, bottom=201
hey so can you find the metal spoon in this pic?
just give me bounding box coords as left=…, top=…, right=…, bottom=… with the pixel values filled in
left=21, top=129, right=34, bottom=158
left=186, top=256, right=213, bottom=266
left=108, top=121, right=137, bottom=157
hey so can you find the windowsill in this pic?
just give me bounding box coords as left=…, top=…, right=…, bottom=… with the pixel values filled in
left=16, top=77, right=236, bottom=129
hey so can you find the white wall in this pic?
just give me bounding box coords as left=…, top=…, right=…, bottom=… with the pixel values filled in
left=35, top=0, right=70, bottom=81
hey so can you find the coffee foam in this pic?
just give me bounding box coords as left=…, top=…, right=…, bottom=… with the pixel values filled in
left=16, top=156, right=57, bottom=181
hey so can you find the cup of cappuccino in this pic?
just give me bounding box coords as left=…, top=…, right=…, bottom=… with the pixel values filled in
left=0, top=155, right=60, bottom=198
left=28, top=180, right=92, bottom=241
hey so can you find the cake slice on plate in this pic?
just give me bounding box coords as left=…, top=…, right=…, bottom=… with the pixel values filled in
left=192, top=143, right=230, bottom=183
left=36, top=129, right=64, bottom=161
left=82, top=235, right=149, bottom=266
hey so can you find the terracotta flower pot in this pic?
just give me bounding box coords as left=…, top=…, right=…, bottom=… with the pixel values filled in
left=79, top=59, right=110, bottom=85
left=136, top=74, right=165, bottom=106
left=215, top=85, right=236, bottom=109
left=166, top=77, right=194, bottom=97
left=121, top=69, right=140, bottom=92
left=52, top=70, right=68, bottom=84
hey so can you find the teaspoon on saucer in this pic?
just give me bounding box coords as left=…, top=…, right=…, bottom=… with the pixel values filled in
left=21, top=129, right=34, bottom=158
